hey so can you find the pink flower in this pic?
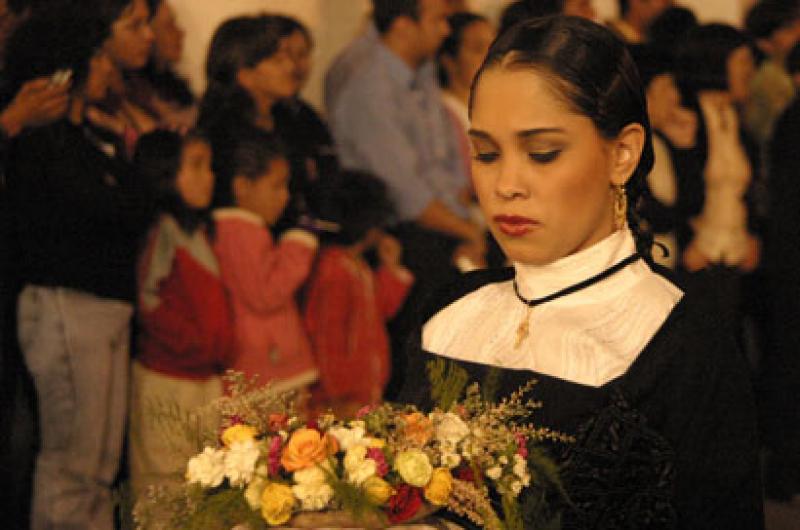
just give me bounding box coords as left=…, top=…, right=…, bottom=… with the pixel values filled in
left=268, top=435, right=283, bottom=476
left=514, top=433, right=528, bottom=459
left=367, top=447, right=389, bottom=477
left=356, top=405, right=376, bottom=419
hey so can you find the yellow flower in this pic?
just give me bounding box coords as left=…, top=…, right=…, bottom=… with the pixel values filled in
left=221, top=424, right=258, bottom=448
left=424, top=468, right=453, bottom=506
left=281, top=428, right=339, bottom=472
left=395, top=449, right=433, bottom=487
left=367, top=437, right=386, bottom=449
left=260, top=482, right=295, bottom=526
left=363, top=476, right=394, bottom=505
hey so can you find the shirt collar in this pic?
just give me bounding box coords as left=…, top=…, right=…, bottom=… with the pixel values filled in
left=512, top=229, right=637, bottom=300
left=375, top=41, right=436, bottom=90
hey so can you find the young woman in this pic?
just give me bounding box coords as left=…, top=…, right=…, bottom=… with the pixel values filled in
left=398, top=16, right=763, bottom=529
left=5, top=3, right=151, bottom=528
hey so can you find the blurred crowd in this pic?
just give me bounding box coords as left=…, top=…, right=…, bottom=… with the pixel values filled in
left=1, top=0, right=800, bottom=527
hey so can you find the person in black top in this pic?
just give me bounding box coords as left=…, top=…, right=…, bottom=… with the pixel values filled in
left=398, top=16, right=763, bottom=529
left=5, top=3, right=152, bottom=529
left=761, top=41, right=800, bottom=503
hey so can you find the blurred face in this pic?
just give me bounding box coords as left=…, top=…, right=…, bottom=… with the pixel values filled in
left=106, top=0, right=155, bottom=71
left=634, top=0, right=671, bottom=25
left=770, top=19, right=800, bottom=57
left=469, top=68, right=626, bottom=265
left=285, top=30, right=312, bottom=91
left=448, top=20, right=494, bottom=91
left=176, top=140, right=214, bottom=209
left=238, top=41, right=298, bottom=105
left=564, top=0, right=596, bottom=20
left=84, top=49, right=116, bottom=102
left=727, top=45, right=755, bottom=104
left=235, top=158, right=290, bottom=225
left=151, top=1, right=184, bottom=67
left=413, top=0, right=451, bottom=60
left=646, top=73, right=680, bottom=130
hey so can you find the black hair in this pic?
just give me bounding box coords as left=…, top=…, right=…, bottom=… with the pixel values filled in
left=311, top=170, right=395, bottom=246
left=471, top=15, right=655, bottom=259
left=5, top=0, right=111, bottom=93
left=786, top=40, right=800, bottom=74
left=437, top=12, right=488, bottom=87
left=134, top=129, right=212, bottom=233
left=647, top=6, right=698, bottom=56
left=619, top=0, right=630, bottom=17
left=145, top=0, right=161, bottom=19
left=675, top=23, right=751, bottom=96
left=499, top=0, right=563, bottom=35
left=211, top=124, right=287, bottom=208
left=274, top=14, right=313, bottom=47
left=198, top=15, right=285, bottom=132
left=745, top=0, right=800, bottom=40
left=94, top=0, right=136, bottom=27
left=628, top=43, right=673, bottom=88
left=372, top=0, right=420, bottom=35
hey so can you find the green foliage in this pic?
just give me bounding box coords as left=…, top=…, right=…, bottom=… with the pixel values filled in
left=426, top=358, right=469, bottom=411
left=183, top=489, right=265, bottom=530
left=481, top=367, right=502, bottom=403
left=501, top=491, right=524, bottom=530
left=323, top=463, right=387, bottom=526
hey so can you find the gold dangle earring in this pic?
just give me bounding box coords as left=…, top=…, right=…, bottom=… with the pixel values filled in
left=613, top=184, right=627, bottom=231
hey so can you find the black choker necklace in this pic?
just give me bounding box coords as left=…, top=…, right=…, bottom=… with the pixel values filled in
left=512, top=253, right=641, bottom=348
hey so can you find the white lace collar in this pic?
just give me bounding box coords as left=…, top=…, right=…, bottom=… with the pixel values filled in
left=422, top=230, right=683, bottom=387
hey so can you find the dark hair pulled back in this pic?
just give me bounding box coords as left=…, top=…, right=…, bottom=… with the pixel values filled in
left=470, top=15, right=656, bottom=260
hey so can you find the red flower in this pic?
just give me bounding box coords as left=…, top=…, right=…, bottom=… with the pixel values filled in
left=515, top=432, right=529, bottom=458
left=455, top=465, right=475, bottom=483
left=356, top=404, right=376, bottom=419
left=366, top=447, right=389, bottom=477
left=306, top=419, right=320, bottom=431
left=268, top=413, right=289, bottom=432
left=386, top=484, right=423, bottom=524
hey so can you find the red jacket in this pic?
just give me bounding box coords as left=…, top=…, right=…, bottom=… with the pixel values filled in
left=304, top=246, right=413, bottom=405
left=213, top=208, right=319, bottom=392
left=137, top=215, right=235, bottom=379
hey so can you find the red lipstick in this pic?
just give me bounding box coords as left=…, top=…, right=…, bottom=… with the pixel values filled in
left=493, top=215, right=540, bottom=237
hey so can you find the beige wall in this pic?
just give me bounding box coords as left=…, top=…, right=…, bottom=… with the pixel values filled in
left=170, top=0, right=758, bottom=112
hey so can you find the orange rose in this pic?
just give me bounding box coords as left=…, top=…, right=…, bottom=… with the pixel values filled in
left=280, top=428, right=339, bottom=472
left=402, top=412, right=433, bottom=446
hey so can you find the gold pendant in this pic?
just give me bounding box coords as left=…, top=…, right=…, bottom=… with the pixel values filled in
left=515, top=306, right=533, bottom=349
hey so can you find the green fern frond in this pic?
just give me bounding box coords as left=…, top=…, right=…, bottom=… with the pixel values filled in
left=426, top=358, right=469, bottom=411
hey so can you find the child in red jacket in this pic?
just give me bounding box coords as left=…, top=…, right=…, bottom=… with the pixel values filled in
left=129, top=130, right=235, bottom=496
left=212, top=126, right=319, bottom=399
left=304, top=171, right=413, bottom=417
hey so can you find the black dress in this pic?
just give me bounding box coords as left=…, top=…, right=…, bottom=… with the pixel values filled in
left=398, top=267, right=764, bottom=530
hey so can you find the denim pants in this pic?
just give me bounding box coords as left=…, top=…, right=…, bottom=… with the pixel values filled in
left=18, top=286, right=132, bottom=530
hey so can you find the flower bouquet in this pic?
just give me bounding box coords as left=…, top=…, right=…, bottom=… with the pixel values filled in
left=133, top=372, right=569, bottom=529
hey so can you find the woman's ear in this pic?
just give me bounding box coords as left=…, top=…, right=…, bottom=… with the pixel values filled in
left=236, top=67, right=255, bottom=93
left=610, top=123, right=645, bottom=186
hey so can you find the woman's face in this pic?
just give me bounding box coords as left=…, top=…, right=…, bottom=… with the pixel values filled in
left=284, top=30, right=312, bottom=91
left=727, top=45, right=755, bottom=104
left=646, top=73, right=680, bottom=130
left=176, top=140, right=214, bottom=209
left=238, top=41, right=297, bottom=104
left=84, top=49, right=116, bottom=102
left=469, top=68, right=632, bottom=265
left=105, top=0, right=155, bottom=71
left=151, top=1, right=184, bottom=67
left=449, top=20, right=494, bottom=91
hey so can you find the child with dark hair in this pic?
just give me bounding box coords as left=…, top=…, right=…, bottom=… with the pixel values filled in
left=304, top=171, right=413, bottom=416
left=212, top=125, right=318, bottom=397
left=129, top=129, right=234, bottom=497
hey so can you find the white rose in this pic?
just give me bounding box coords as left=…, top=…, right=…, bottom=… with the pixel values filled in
left=499, top=455, right=508, bottom=465
left=329, top=424, right=367, bottom=451
left=186, top=447, right=226, bottom=488
left=293, top=464, right=330, bottom=485
left=486, top=466, right=502, bottom=481
left=224, top=440, right=261, bottom=487
left=434, top=413, right=470, bottom=446
left=513, top=455, right=528, bottom=480
left=292, top=482, right=334, bottom=511
left=343, top=445, right=376, bottom=485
